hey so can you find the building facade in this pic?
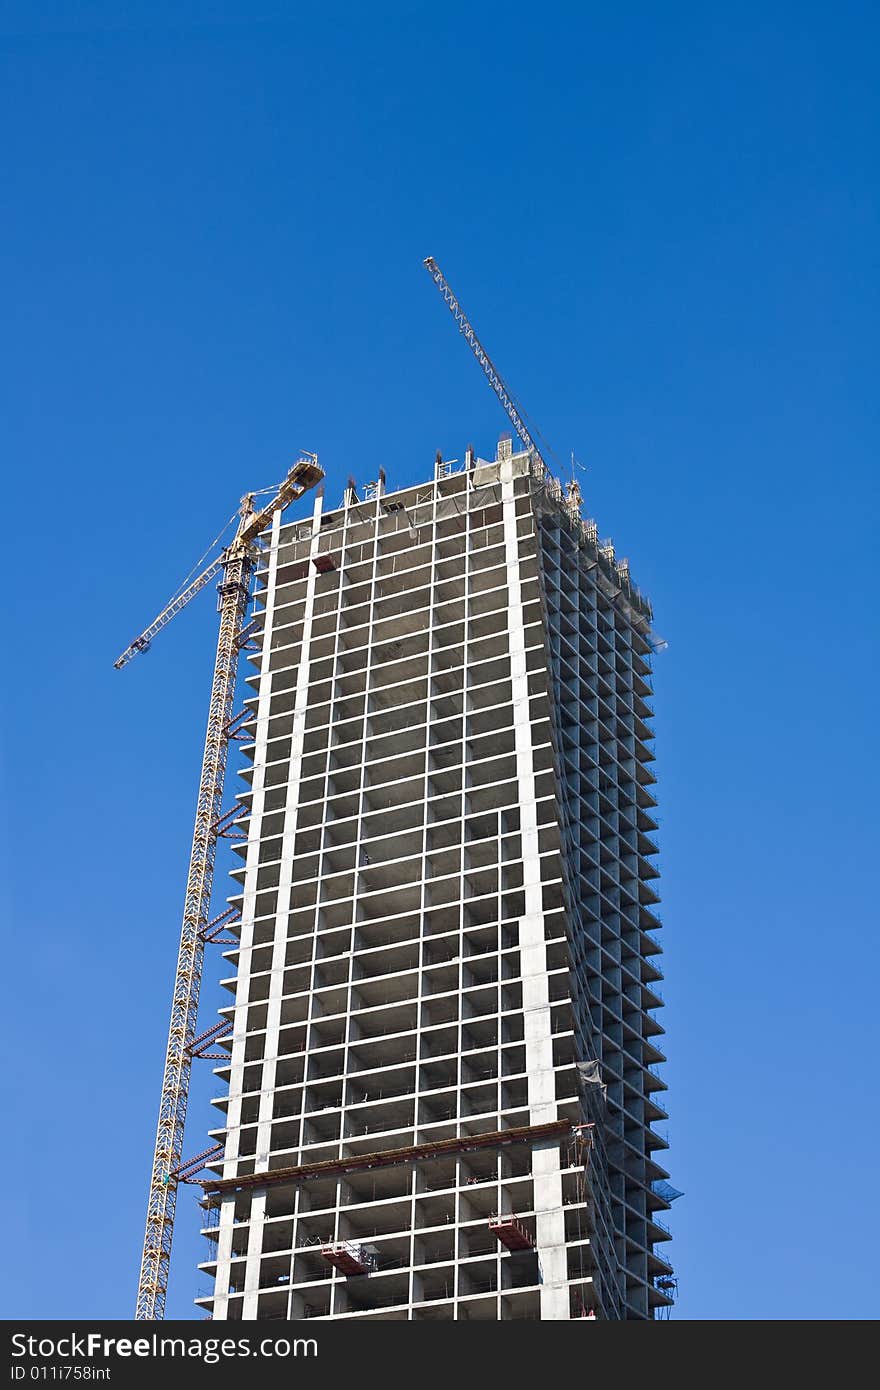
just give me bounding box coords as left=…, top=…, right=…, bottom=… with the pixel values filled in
left=197, top=441, right=673, bottom=1320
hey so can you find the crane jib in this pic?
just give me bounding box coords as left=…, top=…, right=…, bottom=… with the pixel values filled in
left=422, top=256, right=547, bottom=474
left=114, top=457, right=323, bottom=673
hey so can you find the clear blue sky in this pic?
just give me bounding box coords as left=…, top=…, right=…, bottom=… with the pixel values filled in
left=2, top=1, right=877, bottom=1321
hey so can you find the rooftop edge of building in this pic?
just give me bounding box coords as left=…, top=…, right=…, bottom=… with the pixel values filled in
left=273, top=442, right=655, bottom=628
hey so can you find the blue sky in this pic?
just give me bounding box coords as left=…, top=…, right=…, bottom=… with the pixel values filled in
left=2, top=1, right=877, bottom=1320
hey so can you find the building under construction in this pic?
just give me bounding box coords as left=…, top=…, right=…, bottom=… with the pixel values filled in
left=193, top=439, right=674, bottom=1320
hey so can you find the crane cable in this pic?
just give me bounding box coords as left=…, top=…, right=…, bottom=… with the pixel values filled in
left=163, top=508, right=241, bottom=608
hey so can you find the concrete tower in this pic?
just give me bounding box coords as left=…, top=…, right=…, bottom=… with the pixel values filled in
left=197, top=442, right=673, bottom=1320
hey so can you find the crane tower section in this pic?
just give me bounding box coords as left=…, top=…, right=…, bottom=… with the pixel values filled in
left=124, top=456, right=324, bottom=1321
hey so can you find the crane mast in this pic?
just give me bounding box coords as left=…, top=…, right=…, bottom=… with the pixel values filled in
left=130, top=456, right=323, bottom=1321
left=423, top=256, right=549, bottom=474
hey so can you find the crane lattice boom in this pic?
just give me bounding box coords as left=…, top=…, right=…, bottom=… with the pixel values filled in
left=127, top=454, right=323, bottom=1321
left=423, top=256, right=548, bottom=473
left=115, top=457, right=324, bottom=672
left=114, top=560, right=224, bottom=668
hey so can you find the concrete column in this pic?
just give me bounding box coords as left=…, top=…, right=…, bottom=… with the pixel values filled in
left=239, top=486, right=324, bottom=1318
left=213, top=507, right=285, bottom=1320
left=500, top=460, right=568, bottom=1320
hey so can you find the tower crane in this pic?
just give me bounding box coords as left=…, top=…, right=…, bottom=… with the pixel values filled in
left=423, top=256, right=551, bottom=475
left=424, top=259, right=668, bottom=648
left=116, top=453, right=324, bottom=1321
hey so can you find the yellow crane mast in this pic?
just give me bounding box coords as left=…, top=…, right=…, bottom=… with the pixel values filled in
left=115, top=455, right=324, bottom=1321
